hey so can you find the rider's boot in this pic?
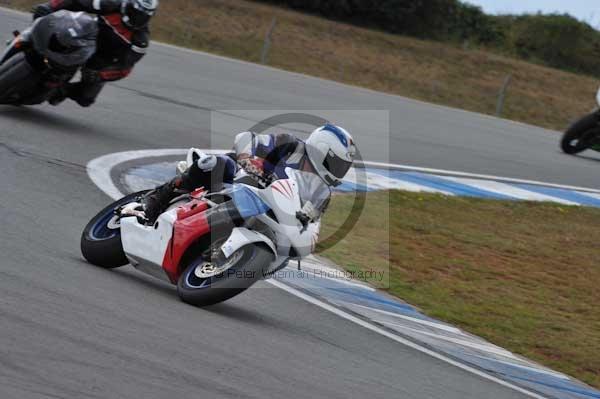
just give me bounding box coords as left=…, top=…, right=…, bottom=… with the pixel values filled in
left=47, top=85, right=68, bottom=106
left=142, top=178, right=181, bottom=224
left=142, top=155, right=236, bottom=224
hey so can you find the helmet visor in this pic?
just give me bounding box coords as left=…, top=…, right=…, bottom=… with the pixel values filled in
left=323, top=150, right=353, bottom=179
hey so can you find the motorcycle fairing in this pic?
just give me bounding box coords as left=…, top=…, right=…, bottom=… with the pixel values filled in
left=231, top=186, right=270, bottom=219
left=221, top=228, right=276, bottom=258
left=255, top=177, right=320, bottom=258
left=120, top=169, right=321, bottom=285
left=121, top=199, right=213, bottom=284
left=162, top=202, right=211, bottom=282
left=120, top=207, right=179, bottom=281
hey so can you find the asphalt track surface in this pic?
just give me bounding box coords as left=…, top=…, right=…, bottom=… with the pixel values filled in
left=0, top=7, right=596, bottom=399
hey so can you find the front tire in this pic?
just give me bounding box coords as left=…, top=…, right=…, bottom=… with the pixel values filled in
left=0, top=52, right=38, bottom=105
left=561, top=112, right=600, bottom=154
left=177, top=244, right=274, bottom=307
left=80, top=191, right=150, bottom=269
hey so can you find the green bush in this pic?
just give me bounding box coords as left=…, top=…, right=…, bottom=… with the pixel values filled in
left=256, top=0, right=499, bottom=41
left=254, top=0, right=600, bottom=76
left=501, top=14, right=600, bottom=75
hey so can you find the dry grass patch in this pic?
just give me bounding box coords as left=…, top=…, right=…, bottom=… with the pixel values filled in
left=2, top=0, right=599, bottom=129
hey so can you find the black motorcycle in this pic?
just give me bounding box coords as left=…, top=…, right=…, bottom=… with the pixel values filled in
left=0, top=10, right=97, bottom=106
left=561, top=88, right=600, bottom=154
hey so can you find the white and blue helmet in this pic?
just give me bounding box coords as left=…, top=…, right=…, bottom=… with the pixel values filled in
left=306, top=124, right=356, bottom=187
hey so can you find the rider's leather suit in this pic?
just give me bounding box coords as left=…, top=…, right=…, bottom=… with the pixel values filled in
left=143, top=132, right=332, bottom=223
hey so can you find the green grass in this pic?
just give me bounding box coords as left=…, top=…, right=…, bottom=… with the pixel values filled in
left=318, top=191, right=600, bottom=388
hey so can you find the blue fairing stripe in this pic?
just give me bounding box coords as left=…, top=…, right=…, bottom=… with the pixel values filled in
left=231, top=187, right=270, bottom=218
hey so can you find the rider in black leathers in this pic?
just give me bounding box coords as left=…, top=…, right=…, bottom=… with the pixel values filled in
left=31, top=0, right=158, bottom=107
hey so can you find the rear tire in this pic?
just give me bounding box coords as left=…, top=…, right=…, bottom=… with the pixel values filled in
left=0, top=52, right=38, bottom=105
left=80, top=191, right=150, bottom=269
left=561, top=113, right=600, bottom=154
left=177, top=244, right=274, bottom=307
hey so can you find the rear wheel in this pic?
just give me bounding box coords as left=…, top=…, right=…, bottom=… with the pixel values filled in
left=561, top=113, right=600, bottom=154
left=80, top=191, right=150, bottom=269
left=177, top=243, right=274, bottom=307
left=0, top=52, right=38, bottom=105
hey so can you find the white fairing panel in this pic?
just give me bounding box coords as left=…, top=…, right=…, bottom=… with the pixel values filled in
left=221, top=227, right=276, bottom=258
left=256, top=173, right=321, bottom=258
left=121, top=208, right=177, bottom=267
left=596, top=86, right=600, bottom=108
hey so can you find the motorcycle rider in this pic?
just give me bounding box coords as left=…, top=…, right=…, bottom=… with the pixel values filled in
left=31, top=0, right=158, bottom=107
left=0, top=10, right=98, bottom=105
left=141, top=124, right=357, bottom=224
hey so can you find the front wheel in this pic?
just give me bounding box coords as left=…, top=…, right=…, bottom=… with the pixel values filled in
left=80, top=190, right=150, bottom=269
left=177, top=244, right=274, bottom=307
left=561, top=112, right=600, bottom=154
left=0, top=52, right=38, bottom=105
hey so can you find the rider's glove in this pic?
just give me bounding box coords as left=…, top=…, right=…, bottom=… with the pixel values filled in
left=32, top=4, right=53, bottom=20
left=300, top=201, right=319, bottom=222
left=296, top=202, right=318, bottom=233
left=239, top=157, right=264, bottom=176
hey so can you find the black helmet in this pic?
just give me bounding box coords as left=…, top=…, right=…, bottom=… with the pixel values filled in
left=121, top=0, right=158, bottom=29
left=32, top=10, right=98, bottom=67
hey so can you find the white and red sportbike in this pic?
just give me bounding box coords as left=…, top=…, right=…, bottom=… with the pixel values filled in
left=81, top=158, right=320, bottom=306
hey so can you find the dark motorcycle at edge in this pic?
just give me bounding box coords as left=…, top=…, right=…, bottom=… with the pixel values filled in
left=0, top=10, right=97, bottom=106
left=561, top=88, right=600, bottom=155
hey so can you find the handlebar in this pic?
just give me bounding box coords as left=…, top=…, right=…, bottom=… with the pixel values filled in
left=237, top=158, right=275, bottom=188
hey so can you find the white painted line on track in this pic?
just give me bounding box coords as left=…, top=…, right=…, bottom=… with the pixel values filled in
left=87, top=149, right=191, bottom=199
left=376, top=321, right=519, bottom=359
left=86, top=148, right=554, bottom=399
left=88, top=149, right=232, bottom=198
left=87, top=148, right=600, bottom=198
left=305, top=273, right=375, bottom=290
left=362, top=160, right=600, bottom=194
left=342, top=168, right=453, bottom=195
left=469, top=354, right=571, bottom=381
left=267, top=279, right=548, bottom=399
left=349, top=303, right=464, bottom=334
left=440, top=176, right=579, bottom=205
left=291, top=269, right=376, bottom=291
left=578, top=191, right=600, bottom=201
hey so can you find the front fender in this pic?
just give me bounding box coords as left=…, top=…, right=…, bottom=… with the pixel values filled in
left=221, top=227, right=276, bottom=259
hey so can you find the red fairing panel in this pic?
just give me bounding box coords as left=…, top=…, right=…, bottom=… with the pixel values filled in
left=162, top=200, right=210, bottom=282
